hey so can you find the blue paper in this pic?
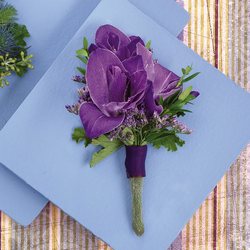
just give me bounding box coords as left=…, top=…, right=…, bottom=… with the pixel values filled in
left=2, top=0, right=250, bottom=249
left=0, top=0, right=189, bottom=226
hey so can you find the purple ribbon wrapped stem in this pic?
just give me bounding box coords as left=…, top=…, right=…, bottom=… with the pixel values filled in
left=125, top=145, right=147, bottom=178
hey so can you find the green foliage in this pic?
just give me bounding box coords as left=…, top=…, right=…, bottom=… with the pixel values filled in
left=83, top=37, right=88, bottom=50
left=145, top=40, right=151, bottom=50
left=90, top=135, right=122, bottom=167
left=76, top=37, right=89, bottom=76
left=0, top=0, right=33, bottom=88
left=72, top=127, right=91, bottom=147
left=177, top=65, right=200, bottom=87
left=0, top=25, right=16, bottom=55
left=11, top=23, right=30, bottom=47
left=0, top=1, right=17, bottom=25
left=72, top=128, right=122, bottom=167
left=0, top=51, right=33, bottom=87
left=146, top=129, right=185, bottom=151
left=160, top=66, right=199, bottom=117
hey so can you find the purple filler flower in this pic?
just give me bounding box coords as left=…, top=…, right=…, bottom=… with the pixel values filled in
left=79, top=48, right=147, bottom=138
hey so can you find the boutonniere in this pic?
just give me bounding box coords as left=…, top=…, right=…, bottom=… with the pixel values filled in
left=0, top=0, right=33, bottom=88
left=66, top=24, right=200, bottom=236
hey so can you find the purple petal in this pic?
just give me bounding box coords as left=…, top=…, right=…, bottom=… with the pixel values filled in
left=79, top=102, right=125, bottom=138
left=123, top=55, right=144, bottom=75
left=127, top=36, right=145, bottom=56
left=95, top=24, right=130, bottom=51
left=153, top=63, right=181, bottom=100
left=136, top=43, right=155, bottom=82
left=129, top=70, right=147, bottom=97
left=107, top=66, right=127, bottom=102
left=116, top=46, right=130, bottom=61
left=88, top=43, right=98, bottom=54
left=144, top=81, right=163, bottom=116
left=129, top=36, right=145, bottom=46
left=86, top=48, right=126, bottom=111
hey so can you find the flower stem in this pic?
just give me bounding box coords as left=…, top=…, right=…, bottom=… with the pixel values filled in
left=130, top=177, right=144, bottom=236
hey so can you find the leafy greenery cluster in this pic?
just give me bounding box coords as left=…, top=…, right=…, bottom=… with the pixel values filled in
left=70, top=37, right=200, bottom=167
left=0, top=0, right=33, bottom=88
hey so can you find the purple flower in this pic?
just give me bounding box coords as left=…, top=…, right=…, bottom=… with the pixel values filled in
left=79, top=48, right=147, bottom=138
left=88, top=24, right=144, bottom=61
left=169, top=118, right=192, bottom=134
left=78, top=25, right=198, bottom=138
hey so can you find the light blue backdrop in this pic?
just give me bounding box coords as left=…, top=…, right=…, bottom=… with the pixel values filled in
left=0, top=0, right=249, bottom=249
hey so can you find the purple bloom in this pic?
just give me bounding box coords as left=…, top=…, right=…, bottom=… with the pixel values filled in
left=89, top=25, right=144, bottom=61
left=79, top=48, right=147, bottom=138
left=78, top=25, right=199, bottom=138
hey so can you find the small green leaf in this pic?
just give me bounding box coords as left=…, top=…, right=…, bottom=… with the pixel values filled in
left=77, top=55, right=88, bottom=64
left=72, top=127, right=91, bottom=147
left=145, top=40, right=151, bottom=49
left=76, top=49, right=88, bottom=58
left=181, top=68, right=186, bottom=74
left=77, top=67, right=86, bottom=75
left=182, top=72, right=200, bottom=83
left=185, top=65, right=192, bottom=75
left=90, top=135, right=122, bottom=167
left=178, top=86, right=193, bottom=101
left=83, top=37, right=88, bottom=50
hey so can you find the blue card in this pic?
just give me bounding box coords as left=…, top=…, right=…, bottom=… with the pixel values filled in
left=0, top=0, right=189, bottom=225
left=2, top=0, right=250, bottom=249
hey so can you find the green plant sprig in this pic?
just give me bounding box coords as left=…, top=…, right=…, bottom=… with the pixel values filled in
left=0, top=0, right=33, bottom=88
left=76, top=37, right=89, bottom=76
left=0, top=51, right=33, bottom=87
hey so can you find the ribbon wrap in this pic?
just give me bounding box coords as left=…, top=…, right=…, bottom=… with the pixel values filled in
left=125, top=145, right=147, bottom=178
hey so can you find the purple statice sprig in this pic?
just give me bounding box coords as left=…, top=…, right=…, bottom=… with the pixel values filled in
left=72, top=75, right=86, bottom=83
left=107, top=104, right=192, bottom=148
left=66, top=86, right=90, bottom=115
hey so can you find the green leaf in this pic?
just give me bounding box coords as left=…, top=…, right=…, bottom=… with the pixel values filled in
left=145, top=40, right=151, bottom=49
left=77, top=67, right=86, bottom=75
left=181, top=68, right=186, bottom=75
left=184, top=65, right=192, bottom=75
left=83, top=37, right=88, bottom=50
left=76, top=48, right=88, bottom=57
left=147, top=130, right=185, bottom=151
left=90, top=135, right=122, bottom=167
left=72, top=127, right=91, bottom=147
left=182, top=72, right=200, bottom=83
left=11, top=24, right=30, bottom=47
left=178, top=86, right=193, bottom=101
left=76, top=55, right=88, bottom=64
